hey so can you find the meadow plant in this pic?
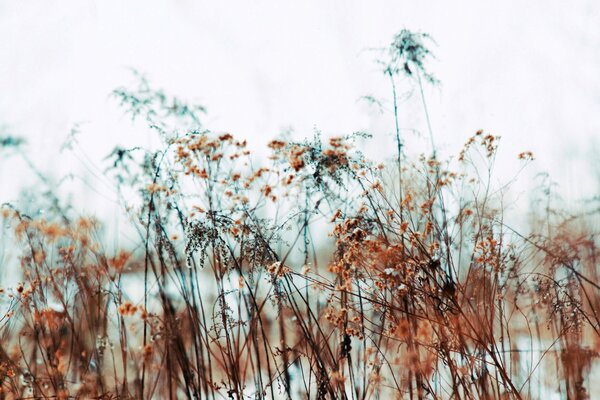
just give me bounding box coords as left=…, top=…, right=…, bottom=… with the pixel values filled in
left=0, top=32, right=599, bottom=400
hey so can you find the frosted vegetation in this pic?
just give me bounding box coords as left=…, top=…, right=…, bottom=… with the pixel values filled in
left=0, top=30, right=599, bottom=399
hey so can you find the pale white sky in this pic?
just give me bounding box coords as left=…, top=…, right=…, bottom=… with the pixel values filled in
left=1, top=1, right=599, bottom=215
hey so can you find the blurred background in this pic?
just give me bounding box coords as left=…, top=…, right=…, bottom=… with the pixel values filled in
left=1, top=0, right=599, bottom=218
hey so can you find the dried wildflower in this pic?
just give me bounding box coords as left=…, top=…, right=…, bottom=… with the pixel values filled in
left=518, top=151, right=534, bottom=160
left=147, top=183, right=164, bottom=193
left=1, top=208, right=12, bottom=219
left=143, top=344, right=153, bottom=361
left=369, top=370, right=382, bottom=386
left=282, top=174, right=294, bottom=185
left=267, top=139, right=287, bottom=150
left=38, top=220, right=65, bottom=241
left=0, top=55, right=594, bottom=400
left=109, top=250, right=131, bottom=272
left=263, top=185, right=272, bottom=197
left=331, top=209, right=342, bottom=222
left=267, top=261, right=288, bottom=277
left=288, top=145, right=306, bottom=171
left=118, top=301, right=138, bottom=316
left=329, top=136, right=349, bottom=149
left=329, top=369, right=347, bottom=385
left=400, top=221, right=409, bottom=234
left=139, top=308, right=149, bottom=321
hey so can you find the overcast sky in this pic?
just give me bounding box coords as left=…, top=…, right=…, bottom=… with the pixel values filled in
left=1, top=1, right=599, bottom=217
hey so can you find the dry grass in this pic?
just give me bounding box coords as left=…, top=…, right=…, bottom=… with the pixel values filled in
left=1, top=32, right=599, bottom=400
